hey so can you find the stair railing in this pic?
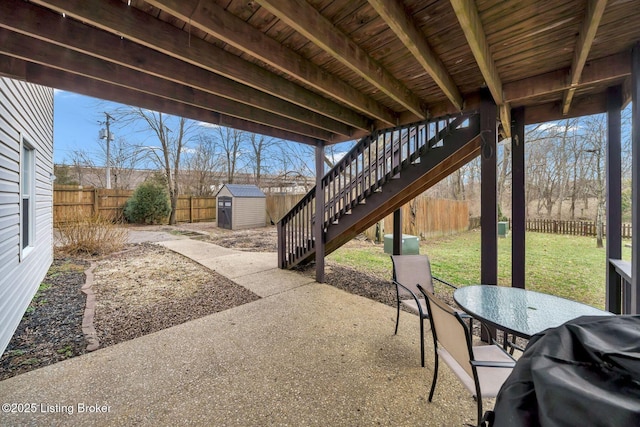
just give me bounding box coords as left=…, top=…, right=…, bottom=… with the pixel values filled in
left=278, top=114, right=471, bottom=268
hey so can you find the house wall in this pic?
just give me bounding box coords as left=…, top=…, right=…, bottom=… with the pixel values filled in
left=0, top=78, right=54, bottom=355
left=232, top=197, right=266, bottom=230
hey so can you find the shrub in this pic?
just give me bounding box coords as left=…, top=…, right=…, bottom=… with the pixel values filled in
left=124, top=181, right=171, bottom=224
left=56, top=212, right=128, bottom=256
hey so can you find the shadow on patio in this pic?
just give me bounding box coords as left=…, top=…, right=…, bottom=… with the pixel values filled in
left=0, top=239, right=483, bottom=426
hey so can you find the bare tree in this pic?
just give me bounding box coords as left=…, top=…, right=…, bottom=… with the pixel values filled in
left=246, top=133, right=279, bottom=186
left=582, top=114, right=607, bottom=248
left=114, top=108, right=196, bottom=224
left=181, top=133, right=225, bottom=196
left=213, top=127, right=245, bottom=184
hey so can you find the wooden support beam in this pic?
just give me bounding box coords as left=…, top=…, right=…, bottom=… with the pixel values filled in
left=315, top=142, right=326, bottom=283
left=0, top=29, right=336, bottom=141
left=145, top=0, right=397, bottom=127
left=0, top=0, right=354, bottom=138
left=0, top=55, right=319, bottom=145
left=561, top=0, right=608, bottom=115
left=449, top=0, right=510, bottom=137
left=480, top=89, right=498, bottom=287
left=631, top=42, right=640, bottom=313
left=511, top=106, right=525, bottom=289
left=504, top=52, right=630, bottom=103
left=524, top=92, right=608, bottom=125
left=368, top=0, right=463, bottom=111
left=30, top=0, right=371, bottom=132
left=606, top=85, right=623, bottom=313
left=255, top=0, right=427, bottom=118
left=393, top=209, right=402, bottom=255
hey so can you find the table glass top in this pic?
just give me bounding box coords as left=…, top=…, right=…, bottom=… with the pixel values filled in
left=453, top=285, right=612, bottom=338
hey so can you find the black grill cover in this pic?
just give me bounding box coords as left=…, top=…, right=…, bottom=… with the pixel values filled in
left=490, top=315, right=640, bottom=427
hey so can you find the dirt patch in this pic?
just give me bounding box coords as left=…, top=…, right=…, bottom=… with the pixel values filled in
left=92, top=243, right=259, bottom=347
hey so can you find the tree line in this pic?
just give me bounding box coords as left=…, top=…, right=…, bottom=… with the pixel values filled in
left=427, top=106, right=633, bottom=247
left=55, top=107, right=352, bottom=224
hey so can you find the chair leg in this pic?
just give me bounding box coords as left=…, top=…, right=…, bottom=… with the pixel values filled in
left=394, top=299, right=400, bottom=335
left=420, top=317, right=425, bottom=367
left=477, top=393, right=483, bottom=427
left=428, top=352, right=439, bottom=402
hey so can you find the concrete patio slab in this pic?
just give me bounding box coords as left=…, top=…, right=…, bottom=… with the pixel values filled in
left=232, top=268, right=315, bottom=298
left=1, top=237, right=484, bottom=426
left=0, top=283, right=478, bottom=426
left=200, top=252, right=278, bottom=279
left=158, top=239, right=238, bottom=262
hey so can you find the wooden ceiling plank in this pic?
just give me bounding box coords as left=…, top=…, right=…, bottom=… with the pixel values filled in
left=367, top=0, right=463, bottom=111
left=449, top=0, right=510, bottom=136
left=562, top=0, right=608, bottom=115
left=29, top=0, right=371, bottom=131
left=0, top=0, right=353, bottom=137
left=0, top=55, right=320, bottom=145
left=255, top=0, right=428, bottom=118
left=145, top=0, right=397, bottom=127
left=0, top=29, right=335, bottom=141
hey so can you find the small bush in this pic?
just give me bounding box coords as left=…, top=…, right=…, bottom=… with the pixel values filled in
left=124, top=181, right=171, bottom=224
left=56, top=213, right=128, bottom=256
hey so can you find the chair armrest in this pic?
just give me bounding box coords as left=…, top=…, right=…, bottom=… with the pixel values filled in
left=471, top=360, right=516, bottom=368
left=392, top=280, right=421, bottom=302
left=433, top=276, right=457, bottom=289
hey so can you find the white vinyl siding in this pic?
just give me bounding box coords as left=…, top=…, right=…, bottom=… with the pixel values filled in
left=0, top=78, right=54, bottom=356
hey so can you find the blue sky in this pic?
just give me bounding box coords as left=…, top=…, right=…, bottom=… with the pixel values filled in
left=53, top=89, right=354, bottom=169
left=54, top=90, right=122, bottom=164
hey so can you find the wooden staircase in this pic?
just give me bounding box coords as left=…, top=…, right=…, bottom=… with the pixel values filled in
left=277, top=113, right=482, bottom=269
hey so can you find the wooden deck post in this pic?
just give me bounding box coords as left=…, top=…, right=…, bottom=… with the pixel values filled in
left=315, top=141, right=325, bottom=283
left=480, top=89, right=498, bottom=287
left=631, top=43, right=640, bottom=313
left=606, top=85, right=623, bottom=313
left=393, top=208, right=402, bottom=255
left=511, top=106, right=525, bottom=288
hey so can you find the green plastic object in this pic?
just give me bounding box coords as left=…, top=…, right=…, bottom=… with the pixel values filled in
left=383, top=234, right=420, bottom=255
left=498, top=221, right=509, bottom=237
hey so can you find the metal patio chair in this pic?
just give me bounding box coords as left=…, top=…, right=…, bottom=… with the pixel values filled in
left=417, top=285, right=516, bottom=427
left=390, top=254, right=458, bottom=367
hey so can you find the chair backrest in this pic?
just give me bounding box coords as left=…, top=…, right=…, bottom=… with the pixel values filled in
left=421, top=287, right=474, bottom=379
left=391, top=255, right=435, bottom=298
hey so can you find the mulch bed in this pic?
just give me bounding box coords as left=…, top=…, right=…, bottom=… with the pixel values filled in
left=0, top=258, right=89, bottom=381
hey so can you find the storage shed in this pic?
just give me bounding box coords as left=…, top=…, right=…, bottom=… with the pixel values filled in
left=216, top=184, right=266, bottom=230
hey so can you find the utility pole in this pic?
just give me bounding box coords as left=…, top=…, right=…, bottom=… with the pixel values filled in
left=99, top=113, right=115, bottom=189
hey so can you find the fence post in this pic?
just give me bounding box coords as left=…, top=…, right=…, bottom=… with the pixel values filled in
left=93, top=188, right=99, bottom=216
left=190, top=196, right=194, bottom=223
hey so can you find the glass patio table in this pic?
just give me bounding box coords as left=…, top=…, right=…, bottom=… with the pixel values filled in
left=453, top=285, right=613, bottom=340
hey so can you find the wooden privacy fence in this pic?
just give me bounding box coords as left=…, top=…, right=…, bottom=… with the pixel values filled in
left=53, top=186, right=216, bottom=223
left=522, top=218, right=632, bottom=238
left=363, top=197, right=470, bottom=241
left=54, top=186, right=307, bottom=225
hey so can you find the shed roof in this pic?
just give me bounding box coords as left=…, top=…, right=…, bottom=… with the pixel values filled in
left=220, top=184, right=266, bottom=198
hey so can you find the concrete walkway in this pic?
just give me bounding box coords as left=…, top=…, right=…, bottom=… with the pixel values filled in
left=0, top=239, right=479, bottom=426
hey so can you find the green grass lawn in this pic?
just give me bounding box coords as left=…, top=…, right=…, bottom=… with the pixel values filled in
left=328, top=230, right=632, bottom=309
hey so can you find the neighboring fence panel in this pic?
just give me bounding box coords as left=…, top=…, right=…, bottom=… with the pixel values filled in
left=363, top=196, right=470, bottom=241
left=265, top=194, right=305, bottom=224
left=54, top=186, right=310, bottom=225
left=514, top=218, right=632, bottom=239
left=54, top=186, right=218, bottom=223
